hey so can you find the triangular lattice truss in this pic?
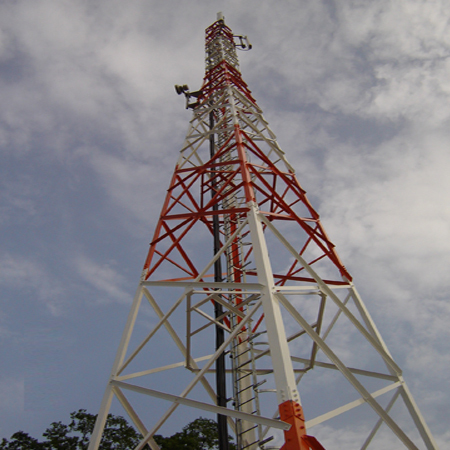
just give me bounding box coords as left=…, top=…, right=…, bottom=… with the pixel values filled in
left=89, top=14, right=438, bottom=450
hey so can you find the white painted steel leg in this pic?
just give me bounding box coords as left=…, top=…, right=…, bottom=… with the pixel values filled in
left=349, top=286, right=395, bottom=359
left=399, top=381, right=440, bottom=450
left=88, top=284, right=145, bottom=450
left=88, top=385, right=115, bottom=450
left=247, top=202, right=301, bottom=407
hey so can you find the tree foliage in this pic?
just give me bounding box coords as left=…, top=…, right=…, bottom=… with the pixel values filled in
left=0, top=412, right=234, bottom=450
left=154, top=417, right=235, bottom=450
left=0, top=410, right=143, bottom=450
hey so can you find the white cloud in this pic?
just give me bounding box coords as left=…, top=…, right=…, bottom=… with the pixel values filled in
left=0, top=377, right=24, bottom=416
left=81, top=147, right=171, bottom=233
left=0, top=0, right=448, bottom=444
left=313, top=421, right=421, bottom=450
left=0, top=253, right=65, bottom=316
left=0, top=0, right=198, bottom=160
left=73, top=253, right=130, bottom=304
left=321, top=129, right=450, bottom=289
left=0, top=175, right=38, bottom=226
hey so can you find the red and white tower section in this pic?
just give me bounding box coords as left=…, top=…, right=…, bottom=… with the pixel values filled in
left=88, top=13, right=439, bottom=450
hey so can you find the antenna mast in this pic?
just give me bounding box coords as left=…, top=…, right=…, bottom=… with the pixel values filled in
left=88, top=14, right=439, bottom=450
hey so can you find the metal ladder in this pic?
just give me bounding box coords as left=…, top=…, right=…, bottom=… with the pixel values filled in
left=229, top=305, right=276, bottom=450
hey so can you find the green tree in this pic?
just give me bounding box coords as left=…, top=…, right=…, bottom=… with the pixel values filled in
left=0, top=431, right=46, bottom=450
left=154, top=417, right=235, bottom=450
left=0, top=412, right=234, bottom=450
left=0, top=410, right=145, bottom=450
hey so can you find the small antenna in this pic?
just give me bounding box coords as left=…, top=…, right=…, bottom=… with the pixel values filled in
left=217, top=12, right=225, bottom=22
left=234, top=35, right=252, bottom=51
left=174, top=84, right=202, bottom=109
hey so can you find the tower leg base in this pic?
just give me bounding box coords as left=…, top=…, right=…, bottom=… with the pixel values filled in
left=279, top=401, right=326, bottom=450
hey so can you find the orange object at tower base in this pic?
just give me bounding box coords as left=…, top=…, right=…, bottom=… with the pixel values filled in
left=279, top=400, right=326, bottom=450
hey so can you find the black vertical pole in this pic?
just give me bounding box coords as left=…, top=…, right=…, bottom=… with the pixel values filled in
left=210, top=110, right=229, bottom=450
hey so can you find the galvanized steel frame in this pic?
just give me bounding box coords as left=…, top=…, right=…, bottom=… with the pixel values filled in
left=89, top=14, right=438, bottom=450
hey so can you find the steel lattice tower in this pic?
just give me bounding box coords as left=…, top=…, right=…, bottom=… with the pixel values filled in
left=89, top=14, right=438, bottom=450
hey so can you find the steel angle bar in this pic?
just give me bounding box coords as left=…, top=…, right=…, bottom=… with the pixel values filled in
left=398, top=380, right=440, bottom=450
left=290, top=356, right=397, bottom=381
left=190, top=297, right=256, bottom=334
left=142, top=280, right=263, bottom=290
left=186, top=292, right=192, bottom=367
left=187, top=131, right=211, bottom=141
left=113, top=386, right=161, bottom=450
left=190, top=292, right=248, bottom=319
left=321, top=291, right=352, bottom=342
left=180, top=127, right=210, bottom=153
left=259, top=402, right=289, bottom=443
left=88, top=385, right=115, bottom=450
left=185, top=121, right=210, bottom=140
left=237, top=113, right=293, bottom=172
left=242, top=139, right=299, bottom=199
left=194, top=291, right=260, bottom=309
left=148, top=219, right=200, bottom=278
left=260, top=215, right=402, bottom=376
left=111, top=385, right=149, bottom=437
left=178, top=136, right=206, bottom=168
left=305, top=381, right=402, bottom=429
left=274, top=285, right=321, bottom=293
left=117, top=355, right=214, bottom=381
left=277, top=293, right=419, bottom=450
left=248, top=325, right=316, bottom=363
left=361, top=389, right=401, bottom=450
left=117, top=290, right=187, bottom=376
left=112, top=286, right=146, bottom=375
left=309, top=293, right=327, bottom=368
left=321, top=284, right=352, bottom=290
left=167, top=172, right=202, bottom=212
left=153, top=216, right=196, bottom=248
left=185, top=114, right=211, bottom=137
left=194, top=304, right=239, bottom=326
left=143, top=288, right=202, bottom=371
left=88, top=286, right=147, bottom=450
left=202, top=168, right=243, bottom=210
left=189, top=307, right=230, bottom=335
left=111, top=381, right=290, bottom=431
left=203, top=93, right=228, bottom=115
left=219, top=293, right=261, bottom=316
left=144, top=288, right=235, bottom=434
left=348, top=285, right=395, bottom=359
left=178, top=103, right=227, bottom=160
left=136, top=301, right=263, bottom=449
left=194, top=216, right=249, bottom=281
left=347, top=286, right=440, bottom=448
left=189, top=291, right=219, bottom=309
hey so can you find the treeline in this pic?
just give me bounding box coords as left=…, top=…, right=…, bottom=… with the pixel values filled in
left=0, top=410, right=235, bottom=449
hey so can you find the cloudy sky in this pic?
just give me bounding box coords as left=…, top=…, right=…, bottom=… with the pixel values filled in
left=0, top=0, right=449, bottom=448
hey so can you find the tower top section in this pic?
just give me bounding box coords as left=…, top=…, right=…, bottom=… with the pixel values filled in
left=205, top=14, right=240, bottom=72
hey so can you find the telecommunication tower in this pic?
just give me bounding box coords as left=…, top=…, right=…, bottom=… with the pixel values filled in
left=88, top=13, right=438, bottom=450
